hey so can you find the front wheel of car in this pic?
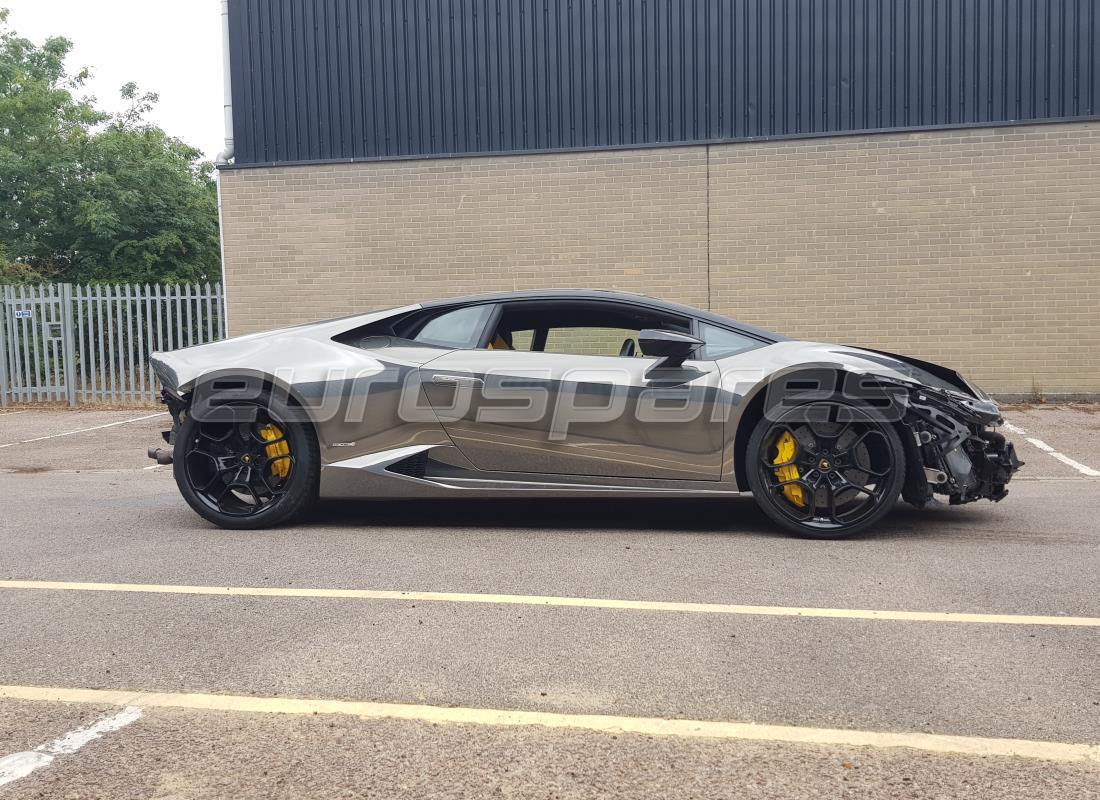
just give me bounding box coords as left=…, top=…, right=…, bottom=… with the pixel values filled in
left=173, top=392, right=319, bottom=530
left=746, top=400, right=906, bottom=539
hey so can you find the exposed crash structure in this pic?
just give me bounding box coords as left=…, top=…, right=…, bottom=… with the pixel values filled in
left=896, top=383, right=1022, bottom=506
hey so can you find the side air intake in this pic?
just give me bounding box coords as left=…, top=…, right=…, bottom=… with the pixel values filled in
left=385, top=450, right=429, bottom=480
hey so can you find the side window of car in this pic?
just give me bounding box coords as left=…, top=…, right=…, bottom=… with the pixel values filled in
left=700, top=323, right=760, bottom=359
left=489, top=301, right=691, bottom=358
left=412, top=305, right=494, bottom=349
left=543, top=327, right=643, bottom=357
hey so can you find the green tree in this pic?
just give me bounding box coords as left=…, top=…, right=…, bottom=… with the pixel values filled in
left=0, top=10, right=220, bottom=284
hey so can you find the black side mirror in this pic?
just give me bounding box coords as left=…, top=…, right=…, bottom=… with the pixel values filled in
left=638, top=329, right=704, bottom=368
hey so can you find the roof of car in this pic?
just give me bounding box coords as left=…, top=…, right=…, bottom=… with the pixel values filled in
left=419, top=289, right=788, bottom=342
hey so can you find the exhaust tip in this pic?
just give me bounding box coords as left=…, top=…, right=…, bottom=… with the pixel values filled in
left=147, top=447, right=174, bottom=465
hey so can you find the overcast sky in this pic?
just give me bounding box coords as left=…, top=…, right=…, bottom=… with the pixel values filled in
left=5, top=0, right=225, bottom=160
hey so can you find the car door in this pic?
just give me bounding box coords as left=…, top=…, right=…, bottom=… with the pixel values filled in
left=419, top=300, right=724, bottom=481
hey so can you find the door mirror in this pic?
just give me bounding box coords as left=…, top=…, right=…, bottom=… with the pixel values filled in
left=638, top=329, right=703, bottom=367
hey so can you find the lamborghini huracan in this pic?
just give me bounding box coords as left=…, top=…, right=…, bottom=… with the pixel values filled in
left=149, top=290, right=1021, bottom=538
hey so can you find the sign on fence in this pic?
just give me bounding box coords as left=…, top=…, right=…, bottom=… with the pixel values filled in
left=0, top=283, right=226, bottom=407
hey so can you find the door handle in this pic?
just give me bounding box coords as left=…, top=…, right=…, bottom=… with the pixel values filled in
left=431, top=374, right=484, bottom=388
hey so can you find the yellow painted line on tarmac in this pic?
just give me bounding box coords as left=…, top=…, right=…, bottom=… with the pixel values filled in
left=1, top=684, right=1098, bottom=763
left=1, top=579, right=1098, bottom=628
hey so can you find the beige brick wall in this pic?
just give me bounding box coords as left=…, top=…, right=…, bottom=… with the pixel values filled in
left=219, top=148, right=709, bottom=331
left=708, top=122, right=1100, bottom=395
left=221, top=121, right=1100, bottom=395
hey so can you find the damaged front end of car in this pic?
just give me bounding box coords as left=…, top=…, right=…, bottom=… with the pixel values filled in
left=889, top=383, right=1024, bottom=507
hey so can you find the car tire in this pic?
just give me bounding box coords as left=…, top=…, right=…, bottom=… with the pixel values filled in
left=746, top=398, right=906, bottom=539
left=173, top=391, right=320, bottom=530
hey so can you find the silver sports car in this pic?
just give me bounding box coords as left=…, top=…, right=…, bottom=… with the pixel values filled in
left=149, top=290, right=1022, bottom=538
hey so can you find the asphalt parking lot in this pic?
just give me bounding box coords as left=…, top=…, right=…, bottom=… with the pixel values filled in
left=1, top=405, right=1098, bottom=798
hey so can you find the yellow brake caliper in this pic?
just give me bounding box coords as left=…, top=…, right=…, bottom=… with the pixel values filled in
left=773, top=431, right=805, bottom=508
left=259, top=424, right=291, bottom=479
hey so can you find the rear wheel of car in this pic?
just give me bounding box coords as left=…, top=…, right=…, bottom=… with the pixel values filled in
left=173, top=392, right=319, bottom=529
left=746, top=399, right=906, bottom=539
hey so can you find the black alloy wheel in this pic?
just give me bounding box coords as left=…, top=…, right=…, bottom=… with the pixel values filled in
left=746, top=400, right=906, bottom=539
left=173, top=393, right=319, bottom=529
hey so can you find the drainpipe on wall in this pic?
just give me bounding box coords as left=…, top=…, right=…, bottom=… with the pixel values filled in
left=215, top=0, right=234, bottom=166
left=215, top=0, right=233, bottom=335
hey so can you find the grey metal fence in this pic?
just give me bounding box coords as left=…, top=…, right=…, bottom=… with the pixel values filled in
left=0, top=283, right=225, bottom=406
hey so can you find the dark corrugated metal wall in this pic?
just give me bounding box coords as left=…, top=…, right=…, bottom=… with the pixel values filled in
left=228, top=0, right=1100, bottom=166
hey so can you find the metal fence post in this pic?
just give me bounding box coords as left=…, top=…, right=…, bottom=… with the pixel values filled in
left=60, top=283, right=77, bottom=407
left=0, top=287, right=8, bottom=407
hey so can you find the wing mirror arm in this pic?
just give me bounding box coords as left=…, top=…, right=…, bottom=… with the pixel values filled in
left=638, top=329, right=704, bottom=369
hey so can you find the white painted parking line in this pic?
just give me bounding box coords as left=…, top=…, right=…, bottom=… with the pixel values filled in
left=0, top=705, right=142, bottom=787
left=1013, top=475, right=1097, bottom=482
left=0, top=413, right=167, bottom=449
left=0, top=684, right=1096, bottom=764
left=0, top=410, right=29, bottom=416
left=1003, top=420, right=1100, bottom=478
left=0, top=467, right=169, bottom=475
left=1024, top=437, right=1100, bottom=478
left=1, top=579, right=1098, bottom=628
